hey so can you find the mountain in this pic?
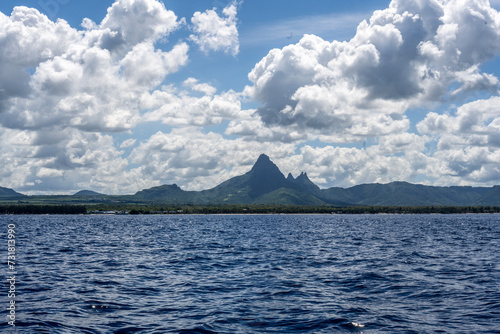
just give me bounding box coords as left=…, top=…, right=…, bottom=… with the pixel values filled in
left=73, top=190, right=105, bottom=196
left=0, top=186, right=24, bottom=197
left=322, top=182, right=491, bottom=206
left=245, top=154, right=290, bottom=197
left=130, top=154, right=500, bottom=206
left=289, top=172, right=322, bottom=194
left=3, top=154, right=499, bottom=206
left=134, top=184, right=198, bottom=204
left=131, top=154, right=340, bottom=205
left=475, top=186, right=500, bottom=206
left=201, top=154, right=299, bottom=203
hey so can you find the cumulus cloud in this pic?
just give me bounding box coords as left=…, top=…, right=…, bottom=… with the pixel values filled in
left=0, top=128, right=132, bottom=194
left=141, top=80, right=242, bottom=127
left=120, top=138, right=136, bottom=148
left=0, top=0, right=189, bottom=193
left=418, top=97, right=500, bottom=138
left=190, top=1, right=240, bottom=56
left=418, top=96, right=500, bottom=185
left=0, top=7, right=80, bottom=111
left=100, top=0, right=181, bottom=50
left=0, top=1, right=186, bottom=133
left=245, top=0, right=500, bottom=141
left=283, top=143, right=430, bottom=188
left=225, top=109, right=310, bottom=143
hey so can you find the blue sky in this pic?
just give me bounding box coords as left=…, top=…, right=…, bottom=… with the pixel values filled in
left=1, top=0, right=500, bottom=194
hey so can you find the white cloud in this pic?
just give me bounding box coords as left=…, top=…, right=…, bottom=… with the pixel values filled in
left=141, top=82, right=242, bottom=127
left=451, top=66, right=499, bottom=96
left=288, top=143, right=430, bottom=188
left=425, top=146, right=500, bottom=185
left=190, top=1, right=240, bottom=56
left=0, top=7, right=80, bottom=111
left=0, top=1, right=190, bottom=194
left=417, top=96, right=500, bottom=185
left=183, top=78, right=217, bottom=96
left=0, top=1, right=186, bottom=133
left=376, top=133, right=428, bottom=156
left=120, top=138, right=136, bottom=148
left=244, top=0, right=500, bottom=142
left=418, top=96, right=500, bottom=136
left=225, top=109, right=310, bottom=143
left=0, top=128, right=132, bottom=194
left=120, top=41, right=189, bottom=88
left=100, top=0, right=180, bottom=48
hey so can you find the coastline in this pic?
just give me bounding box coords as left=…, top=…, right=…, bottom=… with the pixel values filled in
left=1, top=204, right=500, bottom=215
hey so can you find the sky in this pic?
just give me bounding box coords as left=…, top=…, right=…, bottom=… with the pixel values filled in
left=1, top=0, right=500, bottom=195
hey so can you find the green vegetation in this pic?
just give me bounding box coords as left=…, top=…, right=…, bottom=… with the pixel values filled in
left=2, top=204, right=499, bottom=215
left=0, top=205, right=87, bottom=215
left=170, top=205, right=500, bottom=215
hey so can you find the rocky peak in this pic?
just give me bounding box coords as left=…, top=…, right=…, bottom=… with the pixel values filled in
left=250, top=154, right=285, bottom=179
left=291, top=171, right=320, bottom=192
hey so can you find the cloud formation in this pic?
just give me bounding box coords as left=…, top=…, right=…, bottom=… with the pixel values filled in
left=141, top=79, right=242, bottom=127
left=418, top=96, right=500, bottom=185
left=0, top=0, right=190, bottom=193
left=0, top=0, right=186, bottom=134
left=1, top=0, right=500, bottom=195
left=190, top=1, right=240, bottom=56
left=246, top=0, right=500, bottom=141
left=294, top=142, right=429, bottom=188
left=100, top=0, right=180, bottom=48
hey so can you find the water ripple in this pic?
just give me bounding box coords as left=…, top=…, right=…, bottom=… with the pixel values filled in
left=1, top=214, right=499, bottom=333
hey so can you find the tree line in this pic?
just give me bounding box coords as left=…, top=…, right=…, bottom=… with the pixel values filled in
left=0, top=205, right=87, bottom=215
left=0, top=204, right=499, bottom=215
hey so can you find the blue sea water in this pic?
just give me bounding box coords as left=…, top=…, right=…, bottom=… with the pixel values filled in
left=1, top=214, right=499, bottom=333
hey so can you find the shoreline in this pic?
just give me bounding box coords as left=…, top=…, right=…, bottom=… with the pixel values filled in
left=90, top=205, right=500, bottom=215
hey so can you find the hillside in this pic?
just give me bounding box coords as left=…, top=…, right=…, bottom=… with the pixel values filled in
left=134, top=184, right=198, bottom=204
left=73, top=190, right=106, bottom=196
left=0, top=186, right=24, bottom=197
left=321, top=182, right=491, bottom=206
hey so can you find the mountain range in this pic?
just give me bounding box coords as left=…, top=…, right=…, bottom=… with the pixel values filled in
left=2, top=154, right=500, bottom=206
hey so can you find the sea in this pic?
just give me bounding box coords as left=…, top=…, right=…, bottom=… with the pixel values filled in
left=1, top=214, right=499, bottom=333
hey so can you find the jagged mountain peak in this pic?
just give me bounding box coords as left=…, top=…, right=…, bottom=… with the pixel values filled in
left=250, top=154, right=284, bottom=178
left=252, top=154, right=276, bottom=169
left=287, top=172, right=312, bottom=182
left=291, top=171, right=320, bottom=193
left=296, top=172, right=308, bottom=179
left=256, top=153, right=271, bottom=162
